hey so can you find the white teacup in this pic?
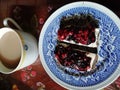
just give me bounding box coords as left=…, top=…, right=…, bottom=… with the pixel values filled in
left=0, top=18, right=38, bottom=74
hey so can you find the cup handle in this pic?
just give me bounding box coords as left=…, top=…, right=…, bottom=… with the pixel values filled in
left=3, top=17, right=23, bottom=31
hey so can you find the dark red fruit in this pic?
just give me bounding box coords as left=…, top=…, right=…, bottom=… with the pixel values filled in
left=54, top=45, right=91, bottom=71
left=58, top=28, right=96, bottom=45
left=55, top=14, right=99, bottom=72
left=58, top=29, right=69, bottom=40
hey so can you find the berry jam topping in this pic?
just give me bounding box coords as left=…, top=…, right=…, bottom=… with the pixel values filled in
left=58, top=14, right=99, bottom=45
left=54, top=14, right=99, bottom=72
left=54, top=44, right=91, bottom=71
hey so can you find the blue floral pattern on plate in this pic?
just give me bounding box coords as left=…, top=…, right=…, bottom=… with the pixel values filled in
left=40, top=3, right=120, bottom=87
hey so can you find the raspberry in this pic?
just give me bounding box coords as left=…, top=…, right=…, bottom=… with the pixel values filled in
left=58, top=29, right=69, bottom=40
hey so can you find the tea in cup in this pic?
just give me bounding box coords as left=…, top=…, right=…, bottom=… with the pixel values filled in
left=0, top=28, right=21, bottom=69
left=0, top=18, right=38, bottom=74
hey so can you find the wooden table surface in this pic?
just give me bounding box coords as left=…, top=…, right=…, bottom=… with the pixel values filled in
left=0, top=0, right=120, bottom=90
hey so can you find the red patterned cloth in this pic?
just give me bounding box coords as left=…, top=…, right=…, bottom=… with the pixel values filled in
left=0, top=4, right=119, bottom=90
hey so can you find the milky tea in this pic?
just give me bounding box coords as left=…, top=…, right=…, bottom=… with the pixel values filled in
left=0, top=17, right=38, bottom=74
left=0, top=31, right=21, bottom=69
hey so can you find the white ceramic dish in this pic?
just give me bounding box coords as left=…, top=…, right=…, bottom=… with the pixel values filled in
left=39, top=1, right=120, bottom=90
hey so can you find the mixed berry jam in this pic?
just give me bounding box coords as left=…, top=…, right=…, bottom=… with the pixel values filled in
left=58, top=14, right=99, bottom=45
left=54, top=14, right=99, bottom=72
left=58, top=28, right=95, bottom=45
left=54, top=45, right=91, bottom=71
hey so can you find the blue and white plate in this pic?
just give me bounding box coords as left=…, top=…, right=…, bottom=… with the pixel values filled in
left=39, top=1, right=120, bottom=90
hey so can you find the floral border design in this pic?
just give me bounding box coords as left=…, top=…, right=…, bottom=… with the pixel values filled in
left=42, top=7, right=120, bottom=86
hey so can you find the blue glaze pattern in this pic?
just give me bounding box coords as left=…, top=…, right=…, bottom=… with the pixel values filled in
left=42, top=7, right=120, bottom=87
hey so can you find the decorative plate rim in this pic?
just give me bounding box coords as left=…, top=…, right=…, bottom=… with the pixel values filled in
left=39, top=1, right=120, bottom=90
